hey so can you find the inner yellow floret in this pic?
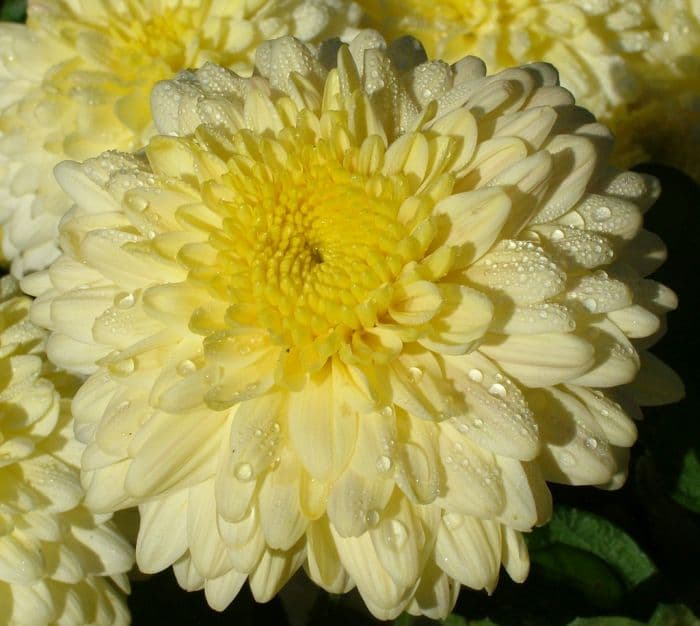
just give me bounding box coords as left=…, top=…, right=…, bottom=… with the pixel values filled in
left=107, top=9, right=196, bottom=75
left=215, top=136, right=424, bottom=347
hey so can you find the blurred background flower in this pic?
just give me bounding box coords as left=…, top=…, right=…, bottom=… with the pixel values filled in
left=0, top=0, right=360, bottom=277
left=359, top=0, right=700, bottom=184
left=0, top=275, right=133, bottom=625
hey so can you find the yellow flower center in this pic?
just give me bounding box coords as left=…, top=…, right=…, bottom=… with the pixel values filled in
left=212, top=134, right=420, bottom=348
left=107, top=9, right=197, bottom=76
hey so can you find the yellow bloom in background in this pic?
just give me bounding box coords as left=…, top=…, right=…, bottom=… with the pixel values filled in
left=0, top=276, right=133, bottom=625
left=24, top=32, right=682, bottom=619
left=0, top=0, right=361, bottom=277
left=359, top=0, right=700, bottom=182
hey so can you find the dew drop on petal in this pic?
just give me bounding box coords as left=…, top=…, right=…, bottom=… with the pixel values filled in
left=472, top=417, right=484, bottom=429
left=375, top=455, right=393, bottom=473
left=384, top=520, right=408, bottom=549
left=443, top=512, right=463, bottom=530
left=583, top=297, right=598, bottom=312
left=111, top=358, right=135, bottom=376
left=234, top=463, right=253, bottom=481
left=585, top=437, right=599, bottom=450
left=114, top=292, right=135, bottom=309
left=550, top=229, right=565, bottom=241
left=488, top=383, right=507, bottom=398
left=467, top=368, right=483, bottom=383
left=366, top=509, right=380, bottom=527
left=176, top=359, right=196, bottom=376
left=592, top=205, right=612, bottom=221
left=408, top=366, right=423, bottom=382
left=559, top=451, right=576, bottom=466
left=380, top=405, right=394, bottom=418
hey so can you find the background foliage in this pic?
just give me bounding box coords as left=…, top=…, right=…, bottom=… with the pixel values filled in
left=1, top=1, right=698, bottom=624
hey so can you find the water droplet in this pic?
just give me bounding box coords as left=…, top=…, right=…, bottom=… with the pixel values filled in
left=592, top=205, right=612, bottom=222
left=384, top=520, right=408, bottom=548
left=375, top=455, right=393, bottom=473
left=472, top=417, right=484, bottom=429
left=488, top=383, right=507, bottom=398
left=176, top=359, right=196, bottom=376
left=114, top=292, right=135, bottom=309
left=234, top=463, right=253, bottom=481
left=366, top=509, right=380, bottom=527
left=272, top=422, right=280, bottom=433
left=583, top=297, right=597, bottom=312
left=559, top=451, right=576, bottom=466
left=585, top=437, right=599, bottom=450
left=550, top=229, right=565, bottom=241
left=408, top=366, right=423, bottom=382
left=110, top=358, right=135, bottom=376
left=467, top=368, right=483, bottom=383
left=443, top=512, right=463, bottom=530
left=380, top=406, right=394, bottom=418
left=254, top=429, right=263, bottom=437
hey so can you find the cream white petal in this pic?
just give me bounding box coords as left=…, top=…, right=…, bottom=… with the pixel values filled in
left=125, top=411, right=225, bottom=498
left=501, top=527, right=529, bottom=583
left=331, top=527, right=414, bottom=620
left=136, top=494, right=189, bottom=573
left=187, top=482, right=235, bottom=579
left=480, top=332, right=595, bottom=387
left=258, top=449, right=308, bottom=550
left=443, top=353, right=540, bottom=461
left=305, top=517, right=353, bottom=594
left=248, top=541, right=306, bottom=603
left=436, top=426, right=505, bottom=518
left=204, top=569, right=247, bottom=612
left=435, top=516, right=501, bottom=591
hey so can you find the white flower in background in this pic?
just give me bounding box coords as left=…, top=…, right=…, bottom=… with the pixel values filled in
left=0, top=276, right=133, bottom=625
left=0, top=0, right=361, bottom=277
left=359, top=0, right=700, bottom=181
left=25, top=32, right=682, bottom=620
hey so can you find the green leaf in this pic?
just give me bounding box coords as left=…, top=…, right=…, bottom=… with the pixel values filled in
left=443, top=616, right=468, bottom=626
left=393, top=614, right=415, bottom=626
left=531, top=544, right=625, bottom=610
left=673, top=449, right=700, bottom=514
left=527, top=506, right=657, bottom=589
left=0, top=0, right=26, bottom=22
left=568, top=617, right=646, bottom=626
left=649, top=604, right=700, bottom=626
left=565, top=604, right=700, bottom=626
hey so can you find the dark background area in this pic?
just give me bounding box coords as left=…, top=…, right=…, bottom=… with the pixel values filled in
left=1, top=1, right=698, bottom=623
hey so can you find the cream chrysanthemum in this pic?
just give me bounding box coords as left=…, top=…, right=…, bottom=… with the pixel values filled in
left=24, top=32, right=682, bottom=619
left=359, top=0, right=700, bottom=181
left=0, top=0, right=361, bottom=277
left=0, top=276, right=133, bottom=625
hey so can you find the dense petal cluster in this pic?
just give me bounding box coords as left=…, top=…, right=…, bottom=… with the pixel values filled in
left=25, top=32, right=682, bottom=619
left=359, top=0, right=700, bottom=180
left=0, top=276, right=133, bottom=625
left=0, top=0, right=361, bottom=277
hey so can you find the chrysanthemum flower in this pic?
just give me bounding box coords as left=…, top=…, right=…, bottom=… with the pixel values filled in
left=0, top=276, right=133, bottom=625
left=24, top=32, right=682, bottom=619
left=358, top=0, right=700, bottom=181
left=0, top=0, right=361, bottom=277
